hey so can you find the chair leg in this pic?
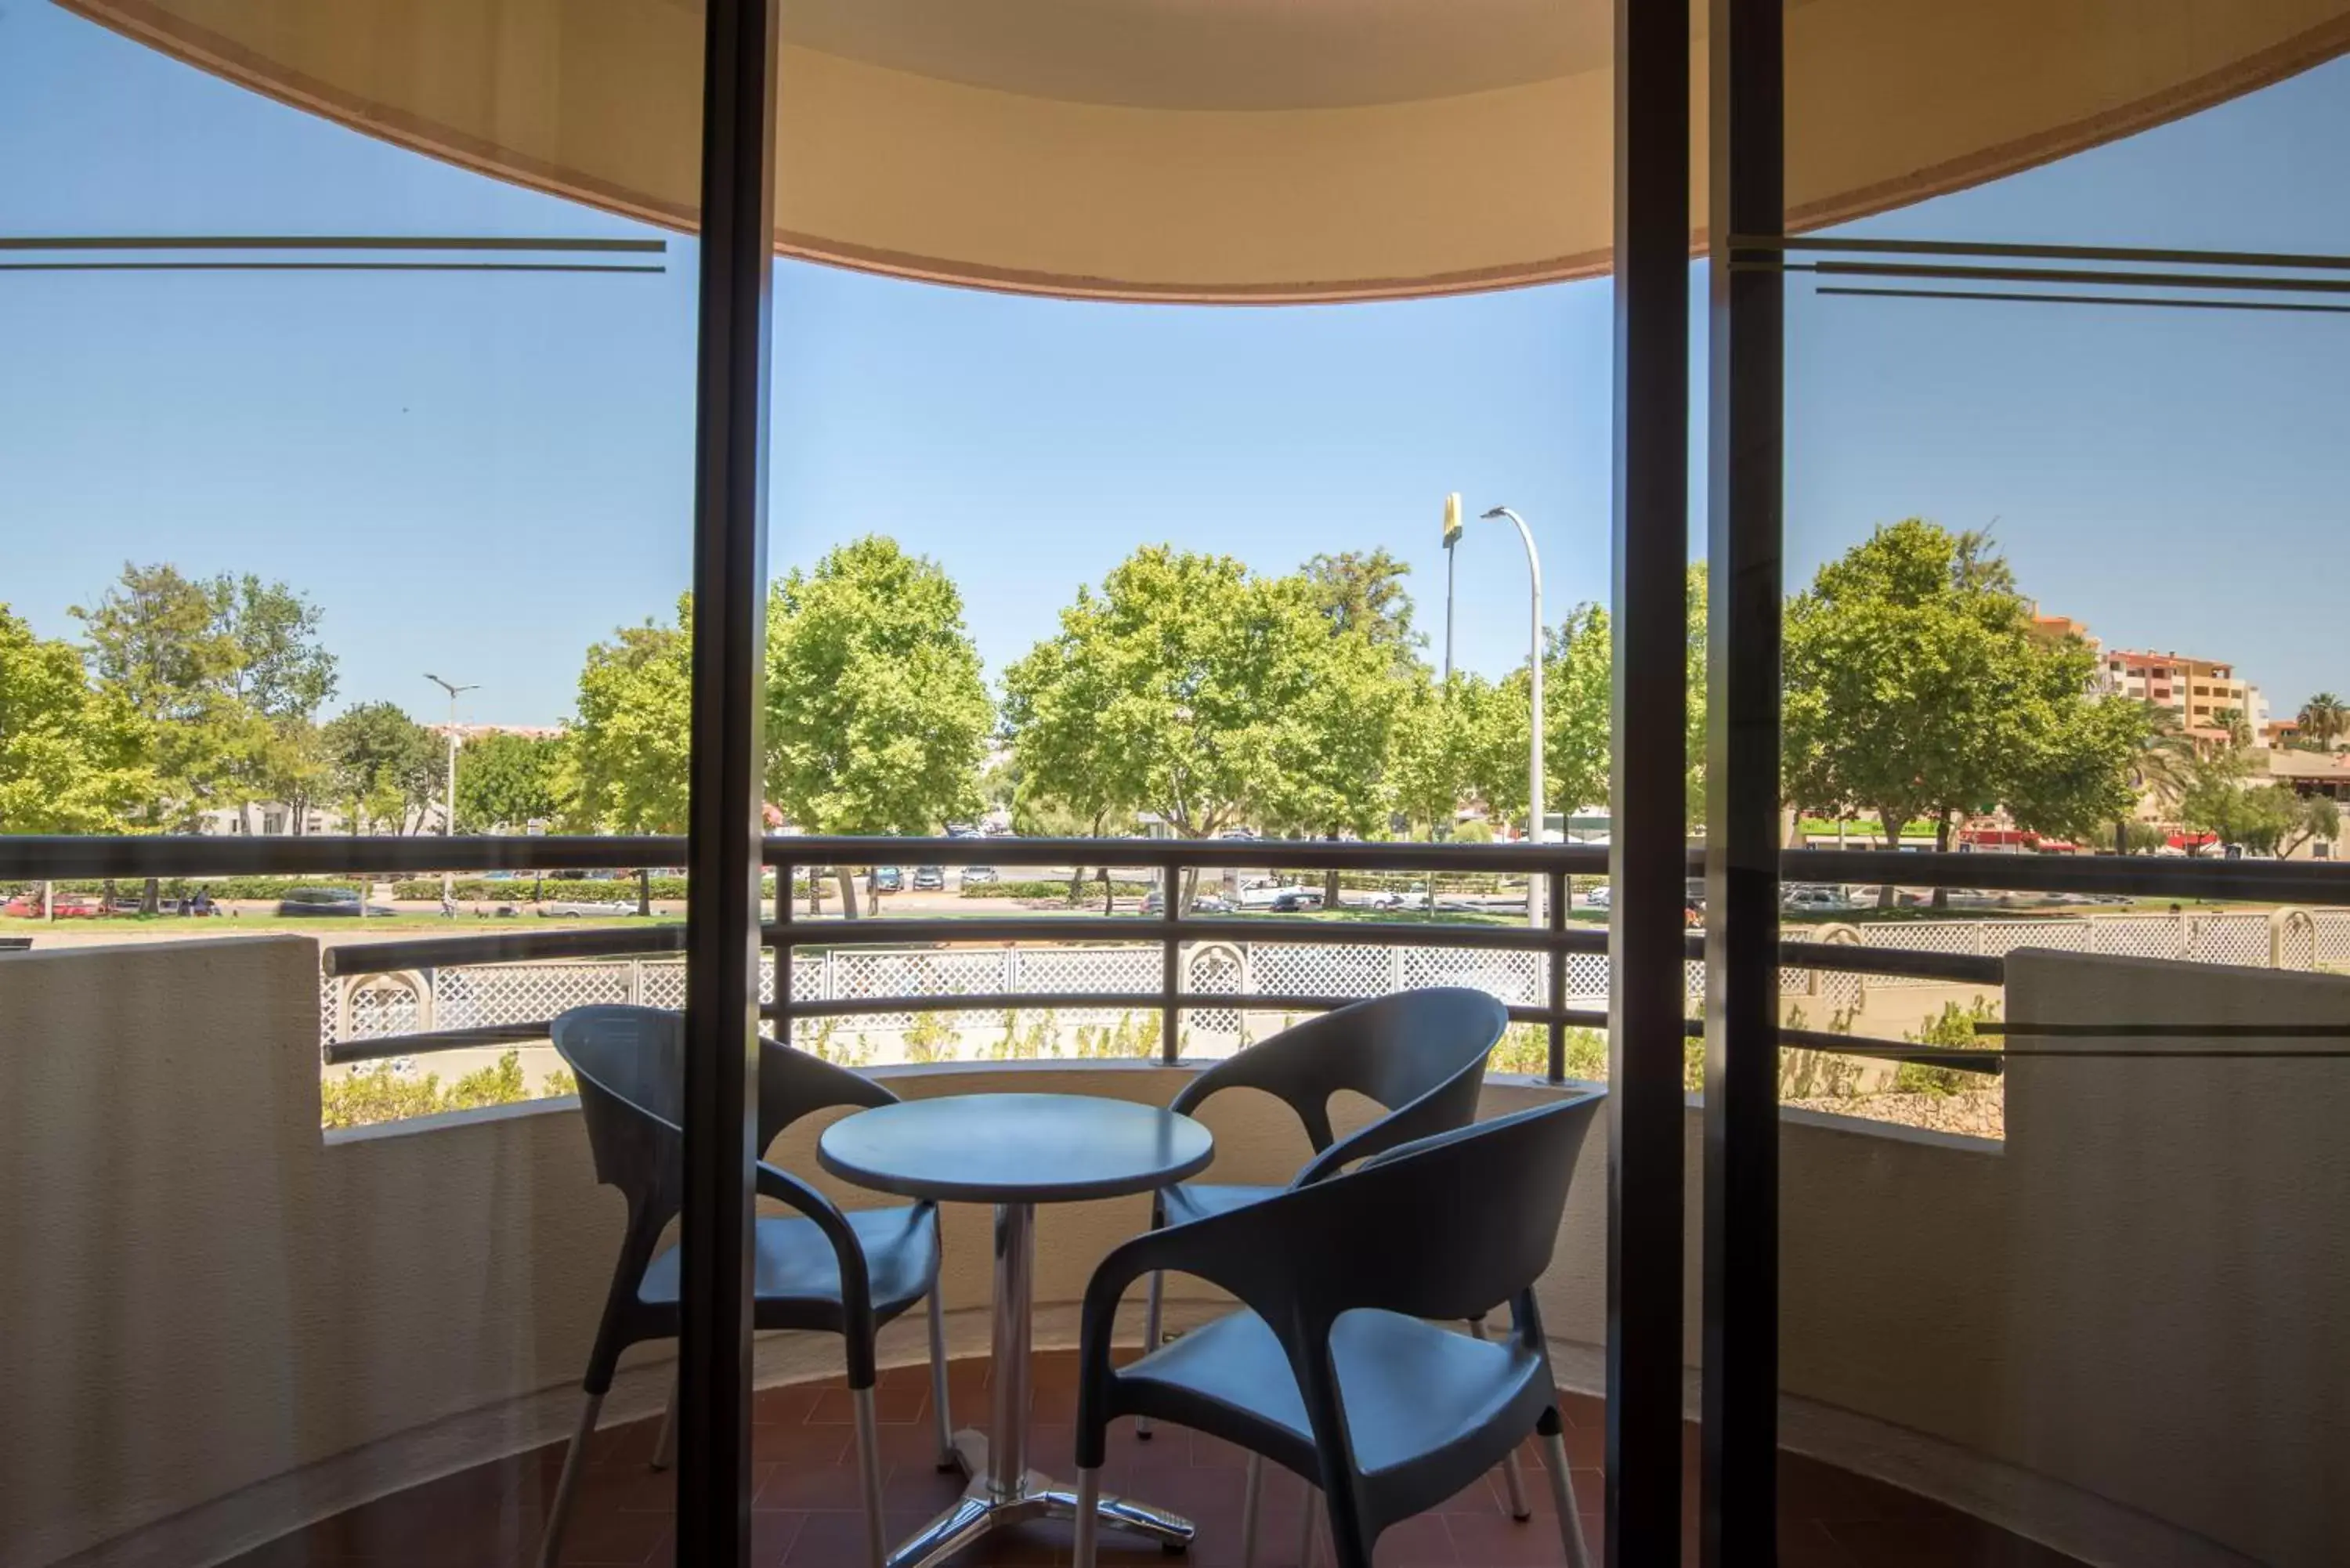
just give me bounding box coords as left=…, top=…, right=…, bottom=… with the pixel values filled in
left=1466, top=1317, right=1532, bottom=1519
left=1239, top=1453, right=1265, bottom=1568
left=1136, top=1269, right=1164, bottom=1438
left=650, top=1369, right=679, bottom=1472
left=536, top=1390, right=602, bottom=1568
left=1072, top=1466, right=1102, bottom=1568
left=926, top=1285, right=956, bottom=1469
left=1538, top=1429, right=1594, bottom=1568
left=852, top=1386, right=887, bottom=1568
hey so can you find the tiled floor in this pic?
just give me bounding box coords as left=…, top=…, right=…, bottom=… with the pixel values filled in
left=220, top=1352, right=2086, bottom=1567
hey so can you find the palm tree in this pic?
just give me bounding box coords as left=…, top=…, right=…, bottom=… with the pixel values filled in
left=2298, top=692, right=2348, bottom=751
left=2120, top=703, right=2195, bottom=850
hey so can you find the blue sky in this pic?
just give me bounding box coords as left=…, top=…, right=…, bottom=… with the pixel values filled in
left=3, top=2, right=2345, bottom=728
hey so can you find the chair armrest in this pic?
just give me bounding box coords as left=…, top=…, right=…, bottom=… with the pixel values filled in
left=1072, top=1215, right=1289, bottom=1467
left=754, top=1159, right=879, bottom=1380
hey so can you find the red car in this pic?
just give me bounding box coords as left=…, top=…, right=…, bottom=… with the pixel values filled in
left=2, top=893, right=109, bottom=918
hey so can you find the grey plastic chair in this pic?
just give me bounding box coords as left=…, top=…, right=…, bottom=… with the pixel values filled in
left=1071, top=1095, right=1605, bottom=1568
left=1134, top=988, right=1533, bottom=1514
left=539, top=1006, right=953, bottom=1568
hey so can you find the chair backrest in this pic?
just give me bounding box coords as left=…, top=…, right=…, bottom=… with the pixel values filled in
left=1170, top=987, right=1508, bottom=1177
left=552, top=1005, right=686, bottom=1219
left=554, top=1006, right=901, bottom=1205
left=755, top=1034, right=898, bottom=1153
left=1173, top=1093, right=1604, bottom=1332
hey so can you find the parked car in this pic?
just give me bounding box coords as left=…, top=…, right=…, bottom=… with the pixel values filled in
left=1367, top=885, right=1433, bottom=912
left=912, top=865, right=945, bottom=891
left=539, top=898, right=638, bottom=917
left=960, top=866, right=998, bottom=886
left=3, top=893, right=110, bottom=918
left=276, top=887, right=392, bottom=918
left=1584, top=883, right=1611, bottom=910
left=1142, top=889, right=1231, bottom=916
left=872, top=866, right=903, bottom=894
left=1781, top=884, right=1852, bottom=915
left=1268, top=889, right=1325, bottom=913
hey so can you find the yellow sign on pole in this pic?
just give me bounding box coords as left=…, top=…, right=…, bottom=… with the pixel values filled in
left=1442, top=491, right=1463, bottom=545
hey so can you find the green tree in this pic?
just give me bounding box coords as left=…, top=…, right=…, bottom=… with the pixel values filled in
left=2276, top=791, right=2341, bottom=858
left=564, top=602, right=693, bottom=833
left=2297, top=692, right=2347, bottom=750
left=765, top=537, right=992, bottom=916
left=2175, top=744, right=2262, bottom=854
left=324, top=702, right=440, bottom=834
left=1302, top=548, right=1422, bottom=668
left=1783, top=521, right=2129, bottom=903
left=1003, top=547, right=1392, bottom=905
left=0, top=605, right=152, bottom=833
left=2124, top=703, right=2196, bottom=825
left=454, top=732, right=567, bottom=832
left=1387, top=673, right=1505, bottom=837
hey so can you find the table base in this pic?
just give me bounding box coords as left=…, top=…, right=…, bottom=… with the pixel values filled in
left=885, top=1429, right=1193, bottom=1568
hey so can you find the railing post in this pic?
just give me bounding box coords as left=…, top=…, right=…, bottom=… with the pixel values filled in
left=1159, top=862, right=1180, bottom=1063
left=775, top=858, right=793, bottom=1048
left=1547, top=869, right=1568, bottom=1082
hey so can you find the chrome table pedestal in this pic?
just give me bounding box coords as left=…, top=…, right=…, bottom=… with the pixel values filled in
left=887, top=1202, right=1193, bottom=1568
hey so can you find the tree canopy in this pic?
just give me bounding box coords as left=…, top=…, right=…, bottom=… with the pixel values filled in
left=1003, top=547, right=1394, bottom=843
left=0, top=605, right=151, bottom=833
left=565, top=602, right=693, bottom=833
left=455, top=732, right=567, bottom=832
left=765, top=536, right=992, bottom=835
left=324, top=702, right=440, bottom=834
left=1784, top=520, right=2140, bottom=857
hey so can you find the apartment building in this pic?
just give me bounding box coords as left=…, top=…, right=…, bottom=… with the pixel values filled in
left=2105, top=649, right=2269, bottom=744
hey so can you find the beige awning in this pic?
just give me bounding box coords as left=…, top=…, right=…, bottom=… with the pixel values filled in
left=64, top=0, right=2350, bottom=303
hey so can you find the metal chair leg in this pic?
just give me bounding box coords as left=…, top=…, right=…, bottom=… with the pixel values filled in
left=1239, top=1453, right=1264, bottom=1568
left=650, top=1369, right=679, bottom=1472
left=536, top=1390, right=602, bottom=1568
left=1073, top=1466, right=1102, bottom=1568
left=926, top=1284, right=956, bottom=1469
left=1467, top=1317, right=1532, bottom=1519
left=1538, top=1429, right=1594, bottom=1568
left=852, top=1386, right=887, bottom=1568
left=1136, top=1269, right=1164, bottom=1438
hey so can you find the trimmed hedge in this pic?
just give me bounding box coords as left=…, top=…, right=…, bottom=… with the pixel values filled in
left=960, top=879, right=1151, bottom=900
left=5, top=876, right=369, bottom=901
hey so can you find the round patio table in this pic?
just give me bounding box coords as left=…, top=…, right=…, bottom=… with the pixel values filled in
left=819, top=1092, right=1214, bottom=1568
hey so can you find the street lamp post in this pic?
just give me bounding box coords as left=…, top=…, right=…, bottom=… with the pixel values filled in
left=1480, top=507, right=1545, bottom=927
left=425, top=673, right=479, bottom=908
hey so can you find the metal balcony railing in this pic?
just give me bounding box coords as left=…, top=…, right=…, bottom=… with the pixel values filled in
left=6, top=834, right=2347, bottom=1081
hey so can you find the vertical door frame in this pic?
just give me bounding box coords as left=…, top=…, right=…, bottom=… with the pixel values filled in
left=1607, top=0, right=1690, bottom=1561
left=677, top=0, right=778, bottom=1563
left=1703, top=0, right=1786, bottom=1560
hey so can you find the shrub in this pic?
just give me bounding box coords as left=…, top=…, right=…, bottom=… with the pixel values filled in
left=1072, top=1012, right=1162, bottom=1060
left=903, top=1011, right=962, bottom=1062
left=1488, top=1024, right=1607, bottom=1080
left=960, top=879, right=1149, bottom=900
left=1896, top=997, right=2001, bottom=1096
left=320, top=1049, right=573, bottom=1129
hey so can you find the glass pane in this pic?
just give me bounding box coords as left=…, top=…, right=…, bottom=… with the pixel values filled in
left=1779, top=9, right=2350, bottom=1566
left=0, top=2, right=700, bottom=1562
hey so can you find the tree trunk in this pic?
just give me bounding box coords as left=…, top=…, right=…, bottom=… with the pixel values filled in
left=637, top=868, right=652, bottom=918
left=1875, top=806, right=1904, bottom=907
left=1101, top=868, right=1115, bottom=916
left=835, top=865, right=860, bottom=919
left=1323, top=865, right=1341, bottom=911
left=806, top=873, right=823, bottom=917
left=1067, top=868, right=1084, bottom=907
left=865, top=870, right=880, bottom=917
left=1930, top=812, right=1952, bottom=909
left=141, top=876, right=160, bottom=915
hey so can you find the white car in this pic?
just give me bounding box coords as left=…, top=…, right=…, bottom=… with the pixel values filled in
left=538, top=898, right=638, bottom=917
left=1583, top=883, right=1611, bottom=909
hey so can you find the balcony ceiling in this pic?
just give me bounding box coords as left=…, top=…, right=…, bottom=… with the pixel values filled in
left=65, top=0, right=2350, bottom=302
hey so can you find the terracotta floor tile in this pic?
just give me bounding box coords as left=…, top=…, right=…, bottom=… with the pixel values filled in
left=213, top=1359, right=2086, bottom=1568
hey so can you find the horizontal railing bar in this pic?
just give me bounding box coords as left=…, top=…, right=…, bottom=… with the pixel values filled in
left=1735, top=233, right=2350, bottom=272
left=1766, top=938, right=2006, bottom=985
left=770, top=914, right=1600, bottom=952
left=0, top=234, right=670, bottom=253
left=1782, top=849, right=2349, bottom=903
left=1815, top=285, right=2350, bottom=317
left=2, top=262, right=664, bottom=275
left=1777, top=1030, right=2001, bottom=1075
left=0, top=835, right=683, bottom=880
left=16, top=834, right=2345, bottom=904
left=765, top=836, right=1619, bottom=873
left=1778, top=259, right=2350, bottom=295
left=323, top=926, right=688, bottom=977
left=327, top=1023, right=555, bottom=1064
